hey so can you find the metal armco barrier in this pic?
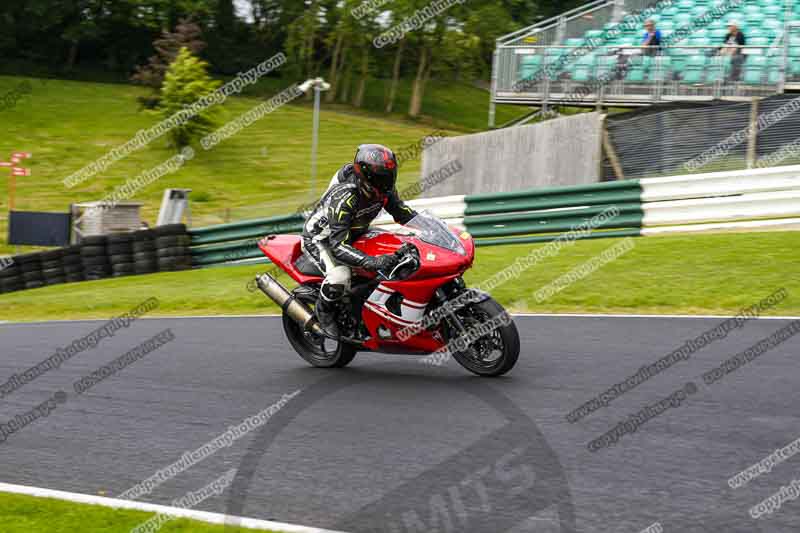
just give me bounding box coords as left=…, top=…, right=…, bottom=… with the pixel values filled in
left=188, top=165, right=800, bottom=267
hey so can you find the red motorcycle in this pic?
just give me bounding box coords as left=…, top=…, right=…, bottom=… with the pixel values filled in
left=255, top=212, right=519, bottom=376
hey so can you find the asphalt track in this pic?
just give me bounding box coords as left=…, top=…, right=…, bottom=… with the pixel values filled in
left=1, top=315, right=799, bottom=533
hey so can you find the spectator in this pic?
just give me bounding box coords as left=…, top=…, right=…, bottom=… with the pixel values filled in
left=615, top=18, right=661, bottom=80
left=721, top=21, right=746, bottom=81
left=641, top=19, right=662, bottom=56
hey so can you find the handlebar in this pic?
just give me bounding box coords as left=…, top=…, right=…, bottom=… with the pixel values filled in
left=376, top=243, right=420, bottom=281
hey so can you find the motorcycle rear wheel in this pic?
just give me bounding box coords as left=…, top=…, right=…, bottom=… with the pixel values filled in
left=445, top=296, right=520, bottom=377
left=282, top=290, right=358, bottom=368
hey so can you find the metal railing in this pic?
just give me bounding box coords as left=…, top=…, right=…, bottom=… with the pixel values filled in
left=490, top=0, right=800, bottom=122
left=498, top=0, right=616, bottom=48
left=497, top=45, right=783, bottom=106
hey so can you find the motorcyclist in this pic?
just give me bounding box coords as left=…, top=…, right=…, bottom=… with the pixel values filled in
left=301, top=144, right=418, bottom=338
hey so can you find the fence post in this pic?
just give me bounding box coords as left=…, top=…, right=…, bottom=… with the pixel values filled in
left=746, top=97, right=759, bottom=169
left=489, top=46, right=499, bottom=128
left=602, top=118, right=625, bottom=180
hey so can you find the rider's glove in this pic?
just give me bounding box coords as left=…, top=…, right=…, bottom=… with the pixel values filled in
left=363, top=254, right=399, bottom=273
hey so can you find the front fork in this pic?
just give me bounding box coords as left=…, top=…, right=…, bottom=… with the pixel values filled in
left=431, top=277, right=491, bottom=335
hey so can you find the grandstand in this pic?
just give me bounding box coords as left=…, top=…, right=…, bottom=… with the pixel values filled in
left=489, top=0, right=800, bottom=125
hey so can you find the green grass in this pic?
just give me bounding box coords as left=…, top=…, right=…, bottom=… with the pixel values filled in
left=2, top=232, right=798, bottom=321
left=235, top=76, right=532, bottom=133
left=0, top=75, right=430, bottom=225
left=0, top=75, right=525, bottom=256
left=0, top=492, right=280, bottom=533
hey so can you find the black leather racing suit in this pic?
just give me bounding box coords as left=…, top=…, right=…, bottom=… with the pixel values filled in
left=301, top=163, right=417, bottom=271
left=301, top=163, right=417, bottom=326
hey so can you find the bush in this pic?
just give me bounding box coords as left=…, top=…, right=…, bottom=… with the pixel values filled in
left=158, top=47, right=221, bottom=149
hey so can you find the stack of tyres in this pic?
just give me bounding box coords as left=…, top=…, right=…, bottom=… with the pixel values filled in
left=155, top=224, right=192, bottom=272
left=18, top=253, right=45, bottom=290
left=81, top=235, right=111, bottom=281
left=62, top=245, right=84, bottom=282
left=108, top=232, right=135, bottom=278
left=0, top=258, right=23, bottom=294
left=41, top=249, right=66, bottom=286
left=133, top=229, right=158, bottom=274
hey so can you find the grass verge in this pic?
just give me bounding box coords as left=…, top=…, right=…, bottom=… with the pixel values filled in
left=0, top=491, right=281, bottom=533
left=0, top=75, right=467, bottom=255
left=1, top=231, right=798, bottom=322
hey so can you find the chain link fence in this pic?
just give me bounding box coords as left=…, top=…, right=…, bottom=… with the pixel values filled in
left=602, top=93, right=800, bottom=179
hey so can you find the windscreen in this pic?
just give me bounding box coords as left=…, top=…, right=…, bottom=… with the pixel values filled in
left=404, top=211, right=465, bottom=256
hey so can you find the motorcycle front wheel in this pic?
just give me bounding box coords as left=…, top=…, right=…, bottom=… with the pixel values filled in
left=443, top=296, right=520, bottom=377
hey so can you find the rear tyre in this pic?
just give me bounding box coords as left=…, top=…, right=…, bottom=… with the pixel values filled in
left=281, top=288, right=357, bottom=368
left=444, top=296, right=520, bottom=377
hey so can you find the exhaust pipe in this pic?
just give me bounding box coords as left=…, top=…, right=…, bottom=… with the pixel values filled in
left=255, top=273, right=324, bottom=336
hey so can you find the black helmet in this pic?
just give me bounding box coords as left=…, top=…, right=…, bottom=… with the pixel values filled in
left=353, top=144, right=398, bottom=194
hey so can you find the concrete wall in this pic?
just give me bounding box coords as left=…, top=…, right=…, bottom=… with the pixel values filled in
left=420, top=112, right=603, bottom=197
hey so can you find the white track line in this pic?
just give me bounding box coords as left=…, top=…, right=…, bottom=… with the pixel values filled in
left=509, top=313, right=800, bottom=319
left=1, top=313, right=799, bottom=326
left=0, top=482, right=347, bottom=533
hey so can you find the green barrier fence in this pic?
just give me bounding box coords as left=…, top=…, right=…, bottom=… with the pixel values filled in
left=189, top=180, right=645, bottom=267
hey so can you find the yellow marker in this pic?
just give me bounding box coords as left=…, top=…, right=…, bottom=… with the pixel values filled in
left=460, top=231, right=471, bottom=240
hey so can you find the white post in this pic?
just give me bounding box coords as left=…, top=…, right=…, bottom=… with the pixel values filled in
left=311, top=85, right=321, bottom=198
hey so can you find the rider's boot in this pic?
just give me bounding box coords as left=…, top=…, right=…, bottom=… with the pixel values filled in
left=314, top=295, right=340, bottom=339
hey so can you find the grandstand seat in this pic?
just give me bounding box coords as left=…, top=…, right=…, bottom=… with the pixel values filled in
left=571, top=53, right=597, bottom=82
left=747, top=27, right=766, bottom=39
left=763, top=5, right=783, bottom=18
left=789, top=58, right=800, bottom=76
left=766, top=28, right=784, bottom=40
left=668, top=46, right=693, bottom=72
left=705, top=55, right=731, bottom=83
left=571, top=66, right=593, bottom=82
left=710, top=28, right=728, bottom=40
left=708, top=19, right=726, bottom=31
left=520, top=55, right=542, bottom=68
left=662, top=6, right=680, bottom=18
left=725, top=13, right=744, bottom=25
left=595, top=55, right=617, bottom=80
left=762, top=18, right=784, bottom=31
left=743, top=56, right=768, bottom=84
left=749, top=36, right=771, bottom=52
left=743, top=5, right=761, bottom=16
left=675, top=13, right=693, bottom=27
left=625, top=55, right=652, bottom=82
left=768, top=55, right=784, bottom=84
left=758, top=0, right=779, bottom=7
left=564, top=38, right=584, bottom=47
left=602, top=23, right=619, bottom=38
left=677, top=0, right=695, bottom=12
left=792, top=47, right=800, bottom=57
left=690, top=36, right=712, bottom=47
left=649, top=56, right=672, bottom=81
left=691, top=7, right=708, bottom=19
left=519, top=55, right=543, bottom=81
left=682, top=55, right=708, bottom=83
left=659, top=20, right=675, bottom=31
left=746, top=14, right=765, bottom=27
left=585, top=29, right=605, bottom=40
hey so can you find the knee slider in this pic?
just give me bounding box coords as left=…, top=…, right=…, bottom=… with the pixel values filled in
left=321, top=283, right=346, bottom=302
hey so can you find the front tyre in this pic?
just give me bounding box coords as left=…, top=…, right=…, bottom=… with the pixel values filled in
left=282, top=289, right=357, bottom=368
left=444, top=296, right=520, bottom=377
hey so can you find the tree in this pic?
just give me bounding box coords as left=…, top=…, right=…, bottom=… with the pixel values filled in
left=158, top=47, right=221, bottom=148
left=132, top=18, right=206, bottom=89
